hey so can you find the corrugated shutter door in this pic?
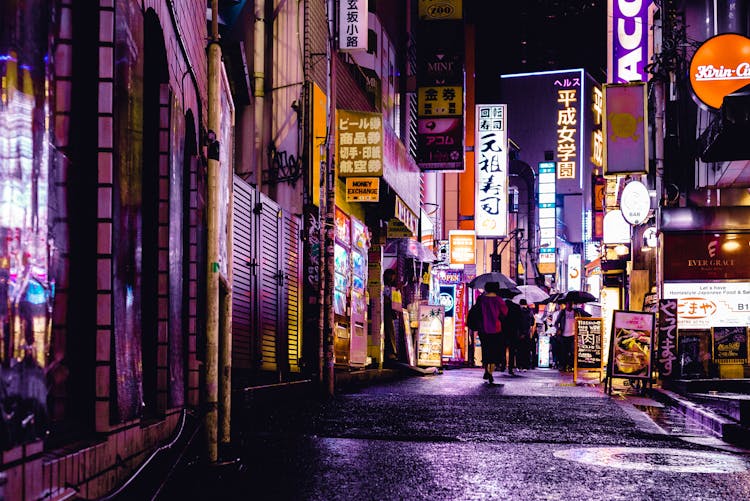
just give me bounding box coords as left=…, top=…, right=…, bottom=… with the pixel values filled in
left=231, top=175, right=255, bottom=369
left=282, top=213, right=302, bottom=373
left=258, top=193, right=281, bottom=371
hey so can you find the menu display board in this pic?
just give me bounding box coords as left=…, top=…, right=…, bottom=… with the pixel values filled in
left=712, top=326, right=748, bottom=365
left=576, top=318, right=603, bottom=369
left=609, top=310, right=655, bottom=380
left=416, top=304, right=445, bottom=367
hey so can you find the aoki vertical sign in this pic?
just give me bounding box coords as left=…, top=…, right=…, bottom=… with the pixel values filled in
left=538, top=162, right=557, bottom=275
left=339, top=0, right=368, bottom=51
left=475, top=104, right=508, bottom=238
left=608, top=0, right=653, bottom=83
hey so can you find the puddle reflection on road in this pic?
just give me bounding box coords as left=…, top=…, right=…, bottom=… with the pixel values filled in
left=554, top=447, right=750, bottom=473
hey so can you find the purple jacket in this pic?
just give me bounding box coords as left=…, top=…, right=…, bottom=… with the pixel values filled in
left=479, top=294, right=508, bottom=334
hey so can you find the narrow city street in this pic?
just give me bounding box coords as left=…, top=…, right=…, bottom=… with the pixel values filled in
left=160, top=369, right=750, bottom=500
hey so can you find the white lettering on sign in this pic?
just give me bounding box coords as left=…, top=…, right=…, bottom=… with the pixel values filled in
left=694, top=62, right=750, bottom=81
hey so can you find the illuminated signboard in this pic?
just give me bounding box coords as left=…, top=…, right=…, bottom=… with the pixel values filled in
left=337, top=110, right=383, bottom=177
left=556, top=84, right=578, bottom=180
left=603, top=83, right=648, bottom=175
left=689, top=33, right=750, bottom=110
left=591, top=86, right=604, bottom=168
left=501, top=69, right=592, bottom=194
left=619, top=180, right=650, bottom=225
left=608, top=0, right=652, bottom=83
left=538, top=162, right=556, bottom=275
left=568, top=253, right=582, bottom=291
left=449, top=230, right=475, bottom=266
left=418, top=86, right=463, bottom=117
left=339, top=0, right=368, bottom=51
left=663, top=282, right=750, bottom=329
left=474, top=104, right=508, bottom=238
left=345, top=177, right=380, bottom=202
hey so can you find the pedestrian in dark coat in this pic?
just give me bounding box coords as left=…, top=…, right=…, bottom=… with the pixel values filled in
left=516, top=299, right=536, bottom=371
left=502, top=298, right=522, bottom=375
left=476, top=281, right=508, bottom=384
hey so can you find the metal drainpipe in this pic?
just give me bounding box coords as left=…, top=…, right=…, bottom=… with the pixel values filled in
left=206, top=0, right=222, bottom=463
left=254, top=0, right=266, bottom=192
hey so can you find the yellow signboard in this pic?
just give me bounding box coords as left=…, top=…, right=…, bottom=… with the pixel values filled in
left=449, top=230, right=475, bottom=265
left=418, top=86, right=463, bottom=117
left=345, top=177, right=380, bottom=202
left=337, top=110, right=384, bottom=177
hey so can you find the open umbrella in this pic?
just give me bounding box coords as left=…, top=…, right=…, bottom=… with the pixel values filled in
left=512, top=285, right=550, bottom=304
left=383, top=238, right=436, bottom=262
left=556, top=290, right=597, bottom=304
left=467, top=272, right=518, bottom=290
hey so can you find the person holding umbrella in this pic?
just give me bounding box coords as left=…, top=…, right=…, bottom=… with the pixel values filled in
left=474, top=281, right=508, bottom=384
left=554, top=294, right=592, bottom=372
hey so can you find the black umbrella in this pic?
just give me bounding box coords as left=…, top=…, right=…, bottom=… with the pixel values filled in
left=556, top=290, right=597, bottom=304
left=467, top=272, right=518, bottom=290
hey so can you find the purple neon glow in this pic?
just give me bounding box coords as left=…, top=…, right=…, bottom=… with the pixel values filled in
left=612, top=0, right=650, bottom=83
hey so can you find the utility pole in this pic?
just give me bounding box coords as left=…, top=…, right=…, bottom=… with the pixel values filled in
left=321, top=0, right=337, bottom=397
left=206, top=0, right=222, bottom=462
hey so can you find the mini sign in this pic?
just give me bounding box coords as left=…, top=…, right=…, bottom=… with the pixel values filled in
left=345, top=177, right=379, bottom=202
left=690, top=33, right=750, bottom=109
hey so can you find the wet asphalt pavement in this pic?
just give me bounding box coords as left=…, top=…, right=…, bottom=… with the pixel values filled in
left=158, top=368, right=750, bottom=500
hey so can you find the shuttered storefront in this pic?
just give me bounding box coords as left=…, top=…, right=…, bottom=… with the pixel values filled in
left=232, top=176, right=302, bottom=380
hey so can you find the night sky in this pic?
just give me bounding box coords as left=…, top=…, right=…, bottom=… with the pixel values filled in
left=470, top=0, right=607, bottom=103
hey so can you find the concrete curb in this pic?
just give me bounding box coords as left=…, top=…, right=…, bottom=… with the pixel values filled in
left=649, top=388, right=749, bottom=446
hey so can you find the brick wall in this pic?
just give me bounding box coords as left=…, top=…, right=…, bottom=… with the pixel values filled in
left=0, top=1, right=207, bottom=499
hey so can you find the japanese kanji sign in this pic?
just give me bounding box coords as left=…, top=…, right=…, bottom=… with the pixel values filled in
left=418, top=86, right=463, bottom=117
left=337, top=110, right=383, bottom=177
left=339, top=0, right=367, bottom=51
left=474, top=104, right=508, bottom=238
left=576, top=317, right=604, bottom=370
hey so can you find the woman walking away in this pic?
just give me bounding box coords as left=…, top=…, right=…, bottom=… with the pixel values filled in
left=476, top=281, right=508, bottom=384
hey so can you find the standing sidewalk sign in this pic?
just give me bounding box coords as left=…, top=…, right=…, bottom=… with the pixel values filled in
left=605, top=310, right=655, bottom=395
left=574, top=317, right=604, bottom=384
left=416, top=304, right=445, bottom=367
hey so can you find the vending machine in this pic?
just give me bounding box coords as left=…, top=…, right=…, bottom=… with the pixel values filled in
left=349, top=216, right=369, bottom=367
left=333, top=208, right=351, bottom=366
